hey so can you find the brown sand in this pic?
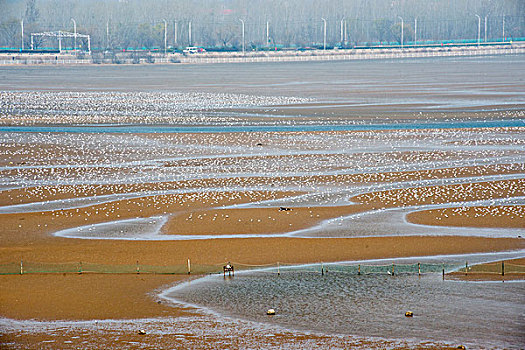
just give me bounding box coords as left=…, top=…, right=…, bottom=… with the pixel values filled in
left=0, top=190, right=298, bottom=247
left=1, top=168, right=524, bottom=323
left=0, top=319, right=460, bottom=350
left=160, top=177, right=524, bottom=238
left=0, top=274, right=189, bottom=320
left=1, top=182, right=523, bottom=321
left=162, top=205, right=364, bottom=236
left=1, top=68, right=523, bottom=348
left=447, top=273, right=525, bottom=281
left=407, top=205, right=525, bottom=228
left=447, top=258, right=525, bottom=281
left=1, top=132, right=524, bottom=349
left=1, top=236, right=523, bottom=321
left=352, top=178, right=525, bottom=207
left=0, top=234, right=521, bottom=350
left=2, top=162, right=523, bottom=206
left=2, top=174, right=522, bottom=248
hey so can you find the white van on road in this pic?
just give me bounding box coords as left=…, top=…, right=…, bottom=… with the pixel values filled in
left=183, top=47, right=206, bottom=54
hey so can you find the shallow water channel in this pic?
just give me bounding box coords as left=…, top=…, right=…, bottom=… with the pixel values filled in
left=167, top=256, right=525, bottom=349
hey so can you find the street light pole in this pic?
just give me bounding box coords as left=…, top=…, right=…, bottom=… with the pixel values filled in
left=502, top=16, right=505, bottom=42
left=188, top=21, right=192, bottom=46
left=475, top=14, right=481, bottom=47
left=340, top=16, right=345, bottom=45
left=397, top=16, right=404, bottom=48
left=71, top=18, right=76, bottom=52
left=344, top=20, right=348, bottom=45
left=321, top=18, right=327, bottom=50
left=484, top=16, right=487, bottom=42
left=163, top=19, right=167, bottom=55
left=20, top=20, right=24, bottom=51
left=239, top=19, right=245, bottom=53
left=174, top=20, right=178, bottom=46
left=414, top=17, right=418, bottom=46
left=266, top=21, right=269, bottom=47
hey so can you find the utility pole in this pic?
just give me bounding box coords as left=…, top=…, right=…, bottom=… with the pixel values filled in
left=163, top=19, right=167, bottom=55
left=106, top=20, right=109, bottom=49
left=20, top=20, right=24, bottom=51
left=71, top=18, right=77, bottom=52
left=475, top=14, right=481, bottom=47
left=321, top=18, right=327, bottom=50
left=239, top=19, right=245, bottom=53
left=398, top=16, right=404, bottom=48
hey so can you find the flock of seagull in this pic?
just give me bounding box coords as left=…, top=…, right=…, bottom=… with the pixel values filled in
left=0, top=91, right=311, bottom=126
left=0, top=90, right=523, bottom=239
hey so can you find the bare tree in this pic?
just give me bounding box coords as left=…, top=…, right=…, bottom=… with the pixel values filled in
left=0, top=19, right=20, bottom=48
left=1, top=0, right=524, bottom=50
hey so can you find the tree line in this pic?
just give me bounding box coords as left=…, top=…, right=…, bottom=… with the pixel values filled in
left=1, top=0, right=524, bottom=51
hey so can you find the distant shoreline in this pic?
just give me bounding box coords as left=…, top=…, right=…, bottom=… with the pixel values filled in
left=1, top=43, right=524, bottom=66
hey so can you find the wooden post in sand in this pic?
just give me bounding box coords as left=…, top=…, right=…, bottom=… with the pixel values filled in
left=187, top=259, right=191, bottom=275
left=277, top=262, right=280, bottom=276
left=358, top=264, right=361, bottom=275
left=20, top=260, right=23, bottom=275
left=418, top=262, right=421, bottom=276
left=502, top=261, right=505, bottom=276
left=391, top=262, right=395, bottom=276
left=136, top=260, right=140, bottom=274
left=79, top=261, right=83, bottom=274
left=321, top=262, right=324, bottom=276
left=442, top=263, right=445, bottom=280
left=465, top=261, right=468, bottom=276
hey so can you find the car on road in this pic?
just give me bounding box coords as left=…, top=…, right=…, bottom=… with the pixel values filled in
left=183, top=46, right=206, bottom=54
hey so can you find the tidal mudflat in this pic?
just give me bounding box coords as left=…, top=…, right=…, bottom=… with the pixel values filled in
left=1, top=56, right=524, bottom=349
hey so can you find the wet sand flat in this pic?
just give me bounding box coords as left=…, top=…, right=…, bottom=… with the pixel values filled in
left=1, top=162, right=524, bottom=207
left=1, top=56, right=524, bottom=116
left=0, top=274, right=189, bottom=320
left=1, top=127, right=524, bottom=349
left=1, top=235, right=522, bottom=319
left=447, top=258, right=525, bottom=281
left=1, top=57, right=525, bottom=349
left=408, top=205, right=525, bottom=228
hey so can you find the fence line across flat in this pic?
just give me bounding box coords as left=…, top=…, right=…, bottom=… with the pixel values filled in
left=1, top=47, right=524, bottom=66
left=3, top=260, right=522, bottom=276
